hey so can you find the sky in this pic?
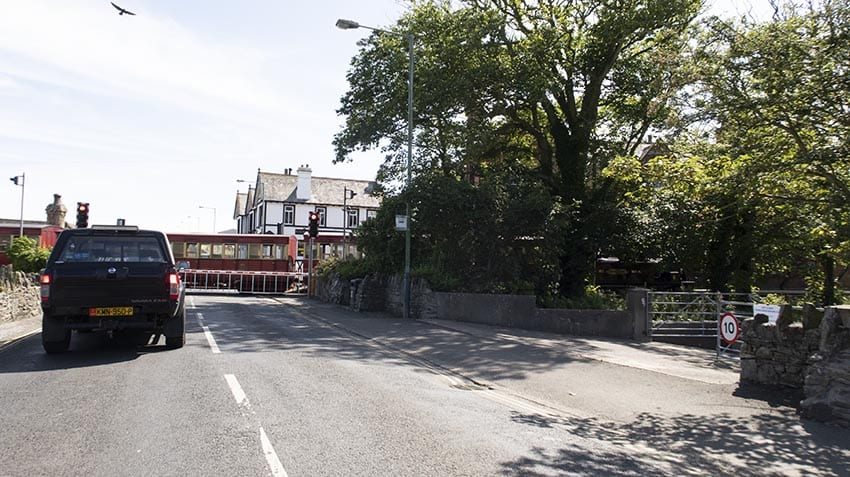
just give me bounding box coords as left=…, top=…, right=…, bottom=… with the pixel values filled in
left=0, top=0, right=774, bottom=234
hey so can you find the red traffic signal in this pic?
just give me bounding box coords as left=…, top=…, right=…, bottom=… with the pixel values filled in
left=76, top=202, right=90, bottom=228
left=308, top=211, right=320, bottom=238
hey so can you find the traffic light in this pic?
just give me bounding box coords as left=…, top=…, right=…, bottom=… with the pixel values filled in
left=308, top=210, right=320, bottom=238
left=76, top=202, right=90, bottom=228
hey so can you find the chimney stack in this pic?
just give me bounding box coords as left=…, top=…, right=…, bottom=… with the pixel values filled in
left=296, top=165, right=312, bottom=200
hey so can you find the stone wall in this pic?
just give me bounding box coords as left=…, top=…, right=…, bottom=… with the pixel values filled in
left=741, top=304, right=850, bottom=427
left=800, top=306, right=850, bottom=426
left=0, top=266, right=40, bottom=323
left=315, top=273, right=640, bottom=340
left=740, top=305, right=822, bottom=388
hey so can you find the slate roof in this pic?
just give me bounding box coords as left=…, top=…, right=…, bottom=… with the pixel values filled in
left=0, top=219, right=49, bottom=228
left=233, top=169, right=382, bottom=219
left=232, top=192, right=248, bottom=220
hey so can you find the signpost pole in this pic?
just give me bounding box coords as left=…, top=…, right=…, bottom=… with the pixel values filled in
left=308, top=238, right=314, bottom=297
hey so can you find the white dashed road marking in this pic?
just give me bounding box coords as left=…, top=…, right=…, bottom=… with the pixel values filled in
left=196, top=312, right=221, bottom=354
left=224, top=374, right=288, bottom=477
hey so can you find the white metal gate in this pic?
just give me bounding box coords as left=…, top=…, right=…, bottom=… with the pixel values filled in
left=647, top=291, right=755, bottom=360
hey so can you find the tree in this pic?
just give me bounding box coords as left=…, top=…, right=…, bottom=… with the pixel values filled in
left=694, top=1, right=850, bottom=301
left=5, top=236, right=50, bottom=273
left=335, top=0, right=702, bottom=297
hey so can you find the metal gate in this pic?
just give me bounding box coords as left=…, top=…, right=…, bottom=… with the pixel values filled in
left=647, top=291, right=755, bottom=359
left=179, top=269, right=308, bottom=295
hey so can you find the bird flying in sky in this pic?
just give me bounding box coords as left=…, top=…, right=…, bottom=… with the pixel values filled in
left=110, top=2, right=135, bottom=16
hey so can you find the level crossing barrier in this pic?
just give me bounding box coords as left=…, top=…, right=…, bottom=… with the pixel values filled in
left=178, top=269, right=308, bottom=295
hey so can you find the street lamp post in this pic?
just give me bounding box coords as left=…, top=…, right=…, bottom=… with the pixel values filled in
left=337, top=18, right=414, bottom=319
left=9, top=173, right=25, bottom=237
left=199, top=206, right=217, bottom=234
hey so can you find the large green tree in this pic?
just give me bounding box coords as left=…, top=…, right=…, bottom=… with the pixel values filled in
left=605, top=1, right=850, bottom=300
left=335, top=0, right=702, bottom=297
left=696, top=1, right=850, bottom=301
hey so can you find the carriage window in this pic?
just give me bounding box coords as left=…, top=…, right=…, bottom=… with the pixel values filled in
left=223, top=243, right=236, bottom=259
left=171, top=242, right=185, bottom=258
left=186, top=243, right=199, bottom=258
left=211, top=244, right=223, bottom=258
left=275, top=244, right=285, bottom=260
left=261, top=244, right=273, bottom=259
left=237, top=244, right=248, bottom=259
left=199, top=243, right=211, bottom=258
left=297, top=242, right=305, bottom=258
left=249, top=243, right=261, bottom=259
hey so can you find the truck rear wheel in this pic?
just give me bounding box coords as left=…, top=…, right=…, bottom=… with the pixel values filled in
left=42, top=315, right=71, bottom=354
left=164, top=307, right=186, bottom=349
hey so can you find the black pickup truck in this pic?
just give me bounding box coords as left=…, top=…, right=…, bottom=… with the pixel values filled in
left=39, top=225, right=186, bottom=353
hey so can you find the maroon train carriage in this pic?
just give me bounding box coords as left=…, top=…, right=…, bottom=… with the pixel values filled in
left=166, top=232, right=353, bottom=294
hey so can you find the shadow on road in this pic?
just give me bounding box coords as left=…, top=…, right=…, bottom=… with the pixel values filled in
left=191, top=297, right=600, bottom=383
left=0, top=330, right=180, bottom=373
left=502, top=409, right=850, bottom=476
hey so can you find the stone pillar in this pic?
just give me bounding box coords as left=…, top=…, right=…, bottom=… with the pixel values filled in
left=627, top=288, right=651, bottom=341
left=45, top=194, right=67, bottom=227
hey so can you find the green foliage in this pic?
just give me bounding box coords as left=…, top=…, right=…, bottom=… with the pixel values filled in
left=316, top=257, right=375, bottom=281
left=539, top=286, right=625, bottom=311
left=5, top=236, right=50, bottom=273
left=353, top=171, right=557, bottom=294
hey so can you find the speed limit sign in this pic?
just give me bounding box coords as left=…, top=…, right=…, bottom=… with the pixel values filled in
left=719, top=312, right=740, bottom=344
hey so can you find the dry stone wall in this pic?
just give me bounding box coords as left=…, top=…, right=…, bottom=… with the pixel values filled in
left=800, top=306, right=850, bottom=426
left=741, top=304, right=850, bottom=427
left=0, top=266, right=40, bottom=324
left=740, top=305, right=822, bottom=388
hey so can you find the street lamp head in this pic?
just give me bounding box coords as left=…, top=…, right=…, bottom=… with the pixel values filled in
left=335, top=18, right=360, bottom=30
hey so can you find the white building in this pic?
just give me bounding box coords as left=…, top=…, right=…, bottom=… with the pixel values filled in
left=233, top=166, right=381, bottom=256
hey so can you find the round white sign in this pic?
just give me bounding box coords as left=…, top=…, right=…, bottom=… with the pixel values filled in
left=719, top=312, right=740, bottom=344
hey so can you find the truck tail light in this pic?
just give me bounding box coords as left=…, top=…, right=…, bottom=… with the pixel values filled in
left=40, top=273, right=51, bottom=302
left=168, top=272, right=180, bottom=300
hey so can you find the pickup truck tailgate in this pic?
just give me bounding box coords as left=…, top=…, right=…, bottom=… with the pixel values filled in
left=50, top=262, right=171, bottom=308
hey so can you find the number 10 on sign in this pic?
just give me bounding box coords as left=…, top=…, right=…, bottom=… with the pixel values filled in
left=719, top=312, right=740, bottom=344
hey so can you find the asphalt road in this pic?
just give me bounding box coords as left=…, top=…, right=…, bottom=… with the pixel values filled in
left=1, top=295, right=848, bottom=476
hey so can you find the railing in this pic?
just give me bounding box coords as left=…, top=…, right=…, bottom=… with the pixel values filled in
left=179, top=269, right=308, bottom=295
left=647, top=291, right=754, bottom=359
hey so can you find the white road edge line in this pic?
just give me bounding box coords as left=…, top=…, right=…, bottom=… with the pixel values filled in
left=260, top=427, right=288, bottom=477
left=196, top=313, right=221, bottom=353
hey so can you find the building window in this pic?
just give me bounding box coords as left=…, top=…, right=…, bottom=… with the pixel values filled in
left=347, top=208, right=359, bottom=228
left=257, top=206, right=264, bottom=228
left=284, top=205, right=295, bottom=225
left=366, top=209, right=377, bottom=220
left=316, top=207, right=327, bottom=227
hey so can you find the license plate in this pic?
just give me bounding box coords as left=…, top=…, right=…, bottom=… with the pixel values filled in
left=89, top=307, right=134, bottom=317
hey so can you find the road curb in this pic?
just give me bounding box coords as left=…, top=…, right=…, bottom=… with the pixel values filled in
left=0, top=317, right=41, bottom=352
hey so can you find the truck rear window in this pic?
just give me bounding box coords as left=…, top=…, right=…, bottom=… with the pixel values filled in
left=57, top=236, right=166, bottom=263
